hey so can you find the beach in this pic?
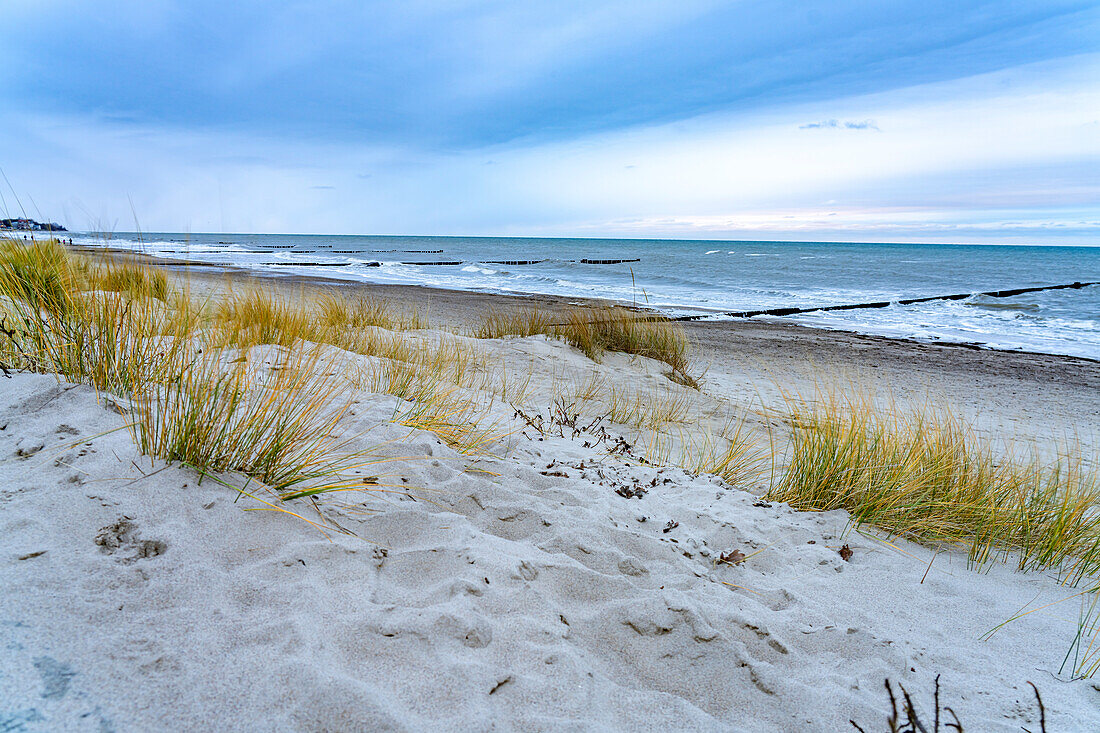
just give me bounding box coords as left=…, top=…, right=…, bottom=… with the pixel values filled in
left=71, top=244, right=1100, bottom=452
left=3, top=244, right=1100, bottom=731
left=65, top=234, right=1100, bottom=360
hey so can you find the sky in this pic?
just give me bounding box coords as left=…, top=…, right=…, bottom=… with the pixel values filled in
left=2, top=0, right=1099, bottom=243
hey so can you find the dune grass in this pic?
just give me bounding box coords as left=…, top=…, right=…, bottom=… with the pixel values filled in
left=6, top=237, right=1100, bottom=597
left=318, top=290, right=426, bottom=331
left=205, top=286, right=432, bottom=358
left=1, top=238, right=77, bottom=315
left=131, top=345, right=391, bottom=498
left=391, top=386, right=505, bottom=455
left=1, top=238, right=170, bottom=308
left=766, top=390, right=1100, bottom=583
left=212, top=287, right=315, bottom=348
left=91, top=260, right=169, bottom=300
left=643, top=416, right=766, bottom=486
left=0, top=238, right=498, bottom=509
left=476, top=305, right=699, bottom=387
left=477, top=308, right=557, bottom=340
left=1, top=242, right=198, bottom=393
left=605, top=384, right=691, bottom=429
left=1064, top=592, right=1100, bottom=679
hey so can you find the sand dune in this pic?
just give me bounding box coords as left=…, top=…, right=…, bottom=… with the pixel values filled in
left=3, top=321, right=1098, bottom=731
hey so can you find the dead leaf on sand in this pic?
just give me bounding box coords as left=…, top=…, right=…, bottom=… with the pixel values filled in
left=719, top=549, right=746, bottom=566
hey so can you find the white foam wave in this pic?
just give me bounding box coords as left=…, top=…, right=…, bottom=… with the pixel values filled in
left=461, top=265, right=498, bottom=275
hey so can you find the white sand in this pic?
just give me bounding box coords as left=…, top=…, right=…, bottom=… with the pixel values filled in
left=2, top=329, right=1099, bottom=731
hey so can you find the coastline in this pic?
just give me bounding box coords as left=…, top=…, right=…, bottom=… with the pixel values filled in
left=70, top=243, right=1100, bottom=359
left=72, top=243, right=1100, bottom=450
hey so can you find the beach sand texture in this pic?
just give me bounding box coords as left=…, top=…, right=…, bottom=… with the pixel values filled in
left=2, top=257, right=1099, bottom=731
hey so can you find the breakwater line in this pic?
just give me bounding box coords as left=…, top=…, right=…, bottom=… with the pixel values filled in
left=671, top=281, right=1100, bottom=321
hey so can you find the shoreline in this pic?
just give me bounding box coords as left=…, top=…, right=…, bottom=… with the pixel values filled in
left=71, top=242, right=1100, bottom=452
left=69, top=243, right=1100, bottom=366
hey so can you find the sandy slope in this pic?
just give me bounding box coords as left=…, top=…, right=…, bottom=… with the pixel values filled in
left=3, top=325, right=1099, bottom=731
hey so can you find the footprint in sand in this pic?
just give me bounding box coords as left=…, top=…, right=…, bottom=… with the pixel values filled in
left=94, top=518, right=167, bottom=564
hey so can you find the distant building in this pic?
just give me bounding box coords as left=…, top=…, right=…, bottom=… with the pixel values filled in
left=0, top=218, right=67, bottom=232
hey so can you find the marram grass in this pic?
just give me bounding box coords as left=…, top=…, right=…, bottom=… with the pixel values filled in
left=0, top=238, right=77, bottom=315
left=7, top=236, right=1100, bottom=596
left=91, top=260, right=169, bottom=300
left=0, top=239, right=495, bottom=510
left=767, top=391, right=1100, bottom=583
left=476, top=305, right=699, bottom=388
left=132, top=345, right=390, bottom=498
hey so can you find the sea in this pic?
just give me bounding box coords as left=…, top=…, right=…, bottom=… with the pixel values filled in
left=72, top=233, right=1100, bottom=360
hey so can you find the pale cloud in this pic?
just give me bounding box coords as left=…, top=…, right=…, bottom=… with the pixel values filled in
left=799, top=119, right=879, bottom=130
left=2, top=55, right=1098, bottom=242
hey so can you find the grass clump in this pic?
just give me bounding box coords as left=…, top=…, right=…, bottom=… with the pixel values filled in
left=319, top=291, right=426, bottom=331
left=0, top=238, right=77, bottom=315
left=0, top=242, right=195, bottom=393
left=767, top=391, right=1100, bottom=583
left=0, top=242, right=441, bottom=510
left=606, top=384, right=690, bottom=429
left=477, top=308, right=556, bottom=340
left=92, top=261, right=169, bottom=300
left=213, top=288, right=315, bottom=348
left=207, top=288, right=429, bottom=355
left=644, top=416, right=765, bottom=487
left=392, top=388, right=504, bottom=456
left=477, top=306, right=698, bottom=387
left=132, top=345, right=384, bottom=498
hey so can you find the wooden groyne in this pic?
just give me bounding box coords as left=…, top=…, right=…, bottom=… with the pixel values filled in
left=263, top=261, right=380, bottom=267
left=672, top=281, right=1100, bottom=321
left=580, top=258, right=640, bottom=265
left=263, top=262, right=355, bottom=267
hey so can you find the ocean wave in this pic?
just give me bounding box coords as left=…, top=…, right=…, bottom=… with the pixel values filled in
left=461, top=264, right=498, bottom=275
left=65, top=235, right=1100, bottom=360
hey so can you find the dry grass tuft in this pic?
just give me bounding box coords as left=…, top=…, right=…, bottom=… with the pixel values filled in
left=766, top=390, right=1100, bottom=583
left=606, top=384, right=691, bottom=429
left=91, top=260, right=169, bottom=300
left=392, top=390, right=505, bottom=456
left=0, top=241, right=492, bottom=512
left=212, top=288, right=315, bottom=348
left=644, top=417, right=766, bottom=487
left=319, top=291, right=426, bottom=331
left=0, top=238, right=77, bottom=315
left=476, top=308, right=556, bottom=340
left=476, top=305, right=699, bottom=387
left=132, top=345, right=388, bottom=498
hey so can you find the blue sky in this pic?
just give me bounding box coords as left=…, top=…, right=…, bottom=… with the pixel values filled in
left=2, top=1, right=1098, bottom=242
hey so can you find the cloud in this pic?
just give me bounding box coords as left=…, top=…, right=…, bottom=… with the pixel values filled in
left=1, top=7, right=1098, bottom=243
left=3, top=1, right=1097, bottom=148
left=5, top=54, right=1096, bottom=244
left=800, top=119, right=879, bottom=130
